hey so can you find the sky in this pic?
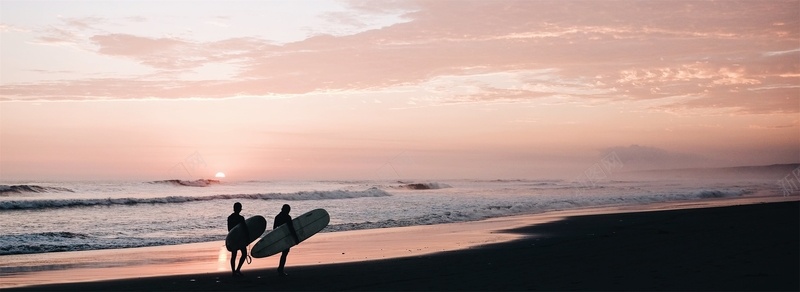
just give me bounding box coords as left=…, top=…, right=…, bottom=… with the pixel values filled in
left=0, top=0, right=798, bottom=181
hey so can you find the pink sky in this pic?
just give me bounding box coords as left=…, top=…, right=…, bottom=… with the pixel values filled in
left=1, top=0, right=798, bottom=181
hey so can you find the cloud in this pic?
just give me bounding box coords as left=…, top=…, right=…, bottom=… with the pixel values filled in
left=748, top=120, right=800, bottom=130
left=1, top=0, right=797, bottom=114
left=125, top=16, right=148, bottom=23
left=61, top=16, right=105, bottom=30
left=206, top=16, right=232, bottom=28
left=763, top=48, right=800, bottom=57
left=0, top=23, right=29, bottom=33
left=91, top=34, right=201, bottom=69
left=0, top=78, right=288, bottom=101
left=404, top=69, right=612, bottom=104
left=36, top=26, right=81, bottom=44
left=93, top=34, right=185, bottom=56
left=88, top=34, right=278, bottom=70
left=34, top=16, right=106, bottom=45
left=320, top=0, right=417, bottom=28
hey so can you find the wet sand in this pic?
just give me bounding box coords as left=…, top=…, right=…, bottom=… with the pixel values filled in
left=5, top=197, right=799, bottom=291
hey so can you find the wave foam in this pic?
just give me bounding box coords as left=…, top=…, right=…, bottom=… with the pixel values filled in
left=695, top=190, right=749, bottom=198
left=326, top=188, right=755, bottom=232
left=0, top=187, right=391, bottom=211
left=0, top=232, right=221, bottom=256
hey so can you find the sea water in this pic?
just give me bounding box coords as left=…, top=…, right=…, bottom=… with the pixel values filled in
left=0, top=176, right=785, bottom=257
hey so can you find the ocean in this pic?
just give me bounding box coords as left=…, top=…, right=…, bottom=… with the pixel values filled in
left=1, top=172, right=790, bottom=258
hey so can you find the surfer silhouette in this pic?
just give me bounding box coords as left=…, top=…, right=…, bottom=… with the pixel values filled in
left=274, top=204, right=301, bottom=276
left=227, top=202, right=249, bottom=277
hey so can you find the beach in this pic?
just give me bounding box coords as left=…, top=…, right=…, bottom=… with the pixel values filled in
left=5, top=196, right=798, bottom=291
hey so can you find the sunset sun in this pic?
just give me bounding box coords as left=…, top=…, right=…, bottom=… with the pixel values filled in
left=215, top=172, right=226, bottom=178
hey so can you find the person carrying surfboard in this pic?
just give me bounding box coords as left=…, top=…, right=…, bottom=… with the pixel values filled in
left=274, top=204, right=301, bottom=276
left=227, top=202, right=250, bottom=277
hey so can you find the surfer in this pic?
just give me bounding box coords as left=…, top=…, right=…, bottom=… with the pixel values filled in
left=274, top=204, right=301, bottom=276
left=227, top=202, right=249, bottom=277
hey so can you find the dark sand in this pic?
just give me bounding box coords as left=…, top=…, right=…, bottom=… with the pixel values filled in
left=9, top=201, right=798, bottom=291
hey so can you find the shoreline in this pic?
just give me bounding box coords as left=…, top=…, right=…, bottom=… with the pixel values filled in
left=3, top=195, right=798, bottom=290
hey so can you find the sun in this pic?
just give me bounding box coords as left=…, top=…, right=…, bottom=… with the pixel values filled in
left=215, top=172, right=226, bottom=178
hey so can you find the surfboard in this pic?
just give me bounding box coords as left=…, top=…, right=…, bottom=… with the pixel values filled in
left=251, top=209, right=330, bottom=258
left=225, top=215, right=267, bottom=252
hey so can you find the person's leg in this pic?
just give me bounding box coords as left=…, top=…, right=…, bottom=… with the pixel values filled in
left=230, top=250, right=238, bottom=276
left=278, top=248, right=290, bottom=275
left=236, top=248, right=247, bottom=274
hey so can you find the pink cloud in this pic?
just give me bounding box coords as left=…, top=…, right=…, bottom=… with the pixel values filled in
left=35, top=16, right=106, bottom=45
left=2, top=0, right=798, bottom=114
left=91, top=34, right=200, bottom=69
left=0, top=23, right=29, bottom=33
left=36, top=26, right=80, bottom=44
left=62, top=16, right=105, bottom=30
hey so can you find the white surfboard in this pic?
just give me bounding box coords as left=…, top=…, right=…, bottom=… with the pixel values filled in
left=251, top=209, right=330, bottom=258
left=225, top=215, right=267, bottom=252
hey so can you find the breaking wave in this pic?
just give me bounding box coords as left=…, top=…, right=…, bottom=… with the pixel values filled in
left=403, top=183, right=451, bottom=190
left=148, top=179, right=220, bottom=187
left=695, top=190, right=748, bottom=198
left=0, top=185, right=74, bottom=195
left=395, top=182, right=452, bottom=190
left=0, top=232, right=221, bottom=256
left=326, top=188, right=755, bottom=232
left=0, top=187, right=391, bottom=211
